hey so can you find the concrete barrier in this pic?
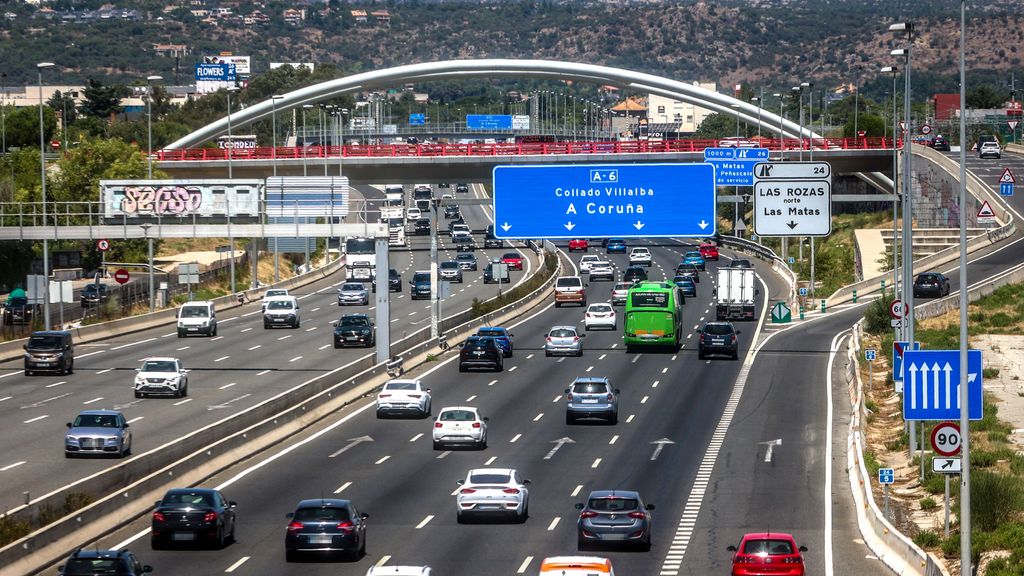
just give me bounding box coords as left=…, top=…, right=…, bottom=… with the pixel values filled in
left=0, top=246, right=557, bottom=576
left=916, top=263, right=1024, bottom=320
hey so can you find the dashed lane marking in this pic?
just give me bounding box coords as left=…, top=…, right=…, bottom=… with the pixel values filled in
left=334, top=481, right=352, bottom=494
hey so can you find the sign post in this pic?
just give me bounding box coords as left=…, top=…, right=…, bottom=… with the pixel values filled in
left=931, top=421, right=962, bottom=538
left=878, top=468, right=895, bottom=520
left=865, top=348, right=876, bottom=386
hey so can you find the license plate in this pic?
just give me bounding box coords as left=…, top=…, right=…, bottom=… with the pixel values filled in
left=273, top=318, right=285, bottom=322
left=346, top=336, right=359, bottom=341
left=309, top=535, right=333, bottom=544
left=602, top=533, right=626, bottom=541
left=188, top=328, right=198, bottom=331
left=712, top=340, right=725, bottom=345
left=581, top=399, right=599, bottom=404
left=36, top=362, right=50, bottom=367
left=172, top=532, right=196, bottom=541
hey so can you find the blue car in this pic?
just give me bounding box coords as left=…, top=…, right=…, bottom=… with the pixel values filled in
left=475, top=326, right=514, bottom=357
left=673, top=275, right=697, bottom=297
left=682, top=251, right=706, bottom=271
left=606, top=238, right=627, bottom=254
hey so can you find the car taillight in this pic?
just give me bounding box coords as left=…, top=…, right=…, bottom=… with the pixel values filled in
left=434, top=422, right=443, bottom=428
left=585, top=313, right=593, bottom=318
left=734, top=555, right=759, bottom=564
left=606, top=393, right=614, bottom=401
left=579, top=511, right=598, bottom=519
left=628, top=511, right=646, bottom=519
left=572, top=337, right=580, bottom=343
left=379, top=393, right=391, bottom=398
left=409, top=394, right=421, bottom=399
left=152, top=511, right=165, bottom=522
left=335, top=521, right=354, bottom=532
left=782, top=556, right=803, bottom=564
left=460, top=488, right=477, bottom=494
left=287, top=521, right=304, bottom=532
left=566, top=393, right=574, bottom=401
left=502, top=488, right=520, bottom=494
left=472, top=422, right=482, bottom=428
left=546, top=337, right=552, bottom=342
left=203, top=511, right=218, bottom=522
left=731, top=335, right=737, bottom=342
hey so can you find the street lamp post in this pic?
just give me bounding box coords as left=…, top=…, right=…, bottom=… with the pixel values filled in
left=225, top=86, right=238, bottom=179
left=956, top=4, right=972, bottom=574
left=854, top=64, right=864, bottom=145
left=38, top=62, right=55, bottom=329
left=140, top=223, right=154, bottom=312
left=751, top=94, right=762, bottom=141
left=301, top=104, right=312, bottom=177
left=146, top=75, right=162, bottom=179
left=881, top=66, right=901, bottom=296
left=270, top=95, right=283, bottom=283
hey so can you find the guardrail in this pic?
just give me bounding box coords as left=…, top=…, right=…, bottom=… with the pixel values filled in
left=0, top=243, right=556, bottom=576
left=916, top=262, right=1024, bottom=321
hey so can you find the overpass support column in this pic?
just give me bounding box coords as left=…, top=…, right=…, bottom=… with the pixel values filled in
left=375, top=238, right=390, bottom=364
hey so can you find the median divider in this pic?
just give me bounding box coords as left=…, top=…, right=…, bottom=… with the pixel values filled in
left=0, top=244, right=557, bottom=576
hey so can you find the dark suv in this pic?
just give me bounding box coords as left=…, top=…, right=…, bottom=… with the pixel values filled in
left=333, top=314, right=375, bottom=348
left=459, top=336, right=504, bottom=372
left=59, top=548, right=152, bottom=576
left=913, top=272, right=951, bottom=298
left=697, top=322, right=740, bottom=360
left=373, top=268, right=402, bottom=293
left=410, top=271, right=432, bottom=300
left=80, top=283, right=111, bottom=308
left=24, top=330, right=74, bottom=375
left=3, top=293, right=36, bottom=325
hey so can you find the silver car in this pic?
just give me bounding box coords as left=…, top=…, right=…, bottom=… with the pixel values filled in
left=544, top=325, right=586, bottom=357
left=575, top=489, right=654, bottom=550
left=338, top=282, right=370, bottom=306
left=610, top=282, right=632, bottom=306
left=565, top=377, right=619, bottom=424
left=64, top=409, right=132, bottom=458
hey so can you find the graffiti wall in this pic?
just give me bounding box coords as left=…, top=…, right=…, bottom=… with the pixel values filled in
left=100, top=180, right=263, bottom=220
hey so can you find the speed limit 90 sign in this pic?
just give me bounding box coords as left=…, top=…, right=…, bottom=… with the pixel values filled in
left=931, top=422, right=962, bottom=457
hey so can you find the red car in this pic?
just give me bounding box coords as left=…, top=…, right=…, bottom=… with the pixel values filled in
left=699, top=243, right=719, bottom=261
left=728, top=532, right=807, bottom=576
left=568, top=239, right=589, bottom=252
left=501, top=252, right=524, bottom=271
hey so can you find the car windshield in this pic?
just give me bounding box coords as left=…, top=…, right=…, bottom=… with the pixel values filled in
left=457, top=255, right=474, bottom=261
left=441, top=262, right=459, bottom=269
left=142, top=361, right=177, bottom=372
left=503, top=253, right=520, bottom=260
left=341, top=283, right=364, bottom=291
left=917, top=275, right=940, bottom=283
left=686, top=252, right=701, bottom=258
left=385, top=381, right=418, bottom=391
left=614, top=283, right=632, bottom=291
left=440, top=410, right=477, bottom=421
left=741, top=539, right=794, bottom=555
left=340, top=316, right=368, bottom=327
left=413, top=273, right=431, bottom=282
left=267, top=300, right=294, bottom=310
left=549, top=328, right=577, bottom=338
left=588, top=497, right=638, bottom=511
left=464, top=338, right=493, bottom=350
left=294, top=506, right=350, bottom=522
left=589, top=305, right=612, bottom=313
left=469, top=473, right=510, bottom=484
left=6, top=296, right=28, bottom=307
left=572, top=381, right=609, bottom=394
left=63, top=558, right=122, bottom=573
left=83, top=285, right=102, bottom=294
left=556, top=278, right=581, bottom=288
left=477, top=329, right=506, bottom=338
left=609, top=239, right=624, bottom=244
left=72, top=414, right=118, bottom=428
left=28, top=334, right=63, bottom=348
left=180, top=306, right=209, bottom=318
left=704, top=324, right=734, bottom=336
left=162, top=491, right=214, bottom=506
left=266, top=290, right=287, bottom=297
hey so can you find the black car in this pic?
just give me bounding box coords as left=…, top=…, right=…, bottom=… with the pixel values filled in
left=622, top=265, right=648, bottom=284
left=729, top=258, right=753, bottom=268
left=444, top=205, right=461, bottom=219
left=459, top=336, right=504, bottom=372
left=484, top=228, right=503, bottom=248
left=456, top=183, right=470, bottom=194
left=483, top=262, right=511, bottom=284
left=454, top=235, right=476, bottom=252
left=151, top=488, right=237, bottom=549
left=285, top=498, right=368, bottom=562
left=80, top=283, right=110, bottom=308
left=697, top=322, right=740, bottom=360
left=914, top=272, right=951, bottom=298
left=373, top=268, right=402, bottom=293
left=931, top=135, right=951, bottom=151
left=410, top=271, right=432, bottom=299
left=333, top=314, right=375, bottom=348
left=24, top=330, right=74, bottom=375
left=3, top=294, right=36, bottom=325
left=59, top=548, right=152, bottom=576
left=414, top=218, right=431, bottom=235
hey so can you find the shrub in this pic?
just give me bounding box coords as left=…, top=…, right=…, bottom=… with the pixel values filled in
left=919, top=497, right=937, bottom=511
left=862, top=450, right=882, bottom=477
left=914, top=529, right=941, bottom=548
left=864, top=292, right=896, bottom=335
left=968, top=471, right=1024, bottom=532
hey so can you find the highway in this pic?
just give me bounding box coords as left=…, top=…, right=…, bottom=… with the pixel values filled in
left=0, top=183, right=534, bottom=513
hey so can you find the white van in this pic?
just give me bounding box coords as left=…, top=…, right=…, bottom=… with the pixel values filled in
left=177, top=301, right=217, bottom=337
left=263, top=295, right=300, bottom=329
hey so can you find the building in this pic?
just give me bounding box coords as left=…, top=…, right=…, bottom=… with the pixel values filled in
left=350, top=9, right=367, bottom=23
left=152, top=43, right=191, bottom=58
left=933, top=93, right=960, bottom=122
left=646, top=82, right=717, bottom=134
left=283, top=8, right=304, bottom=25
left=371, top=10, right=390, bottom=25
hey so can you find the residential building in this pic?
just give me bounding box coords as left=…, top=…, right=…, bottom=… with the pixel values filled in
left=646, top=82, right=717, bottom=134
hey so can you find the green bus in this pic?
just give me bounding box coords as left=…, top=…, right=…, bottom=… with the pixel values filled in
left=623, top=281, right=684, bottom=351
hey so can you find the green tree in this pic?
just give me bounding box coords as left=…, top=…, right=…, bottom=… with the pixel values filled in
left=79, top=79, right=129, bottom=121
left=50, top=137, right=148, bottom=205
left=842, top=113, right=885, bottom=138
left=966, top=85, right=1005, bottom=109
left=2, top=105, right=57, bottom=150
left=47, top=90, right=79, bottom=125
left=695, top=113, right=747, bottom=139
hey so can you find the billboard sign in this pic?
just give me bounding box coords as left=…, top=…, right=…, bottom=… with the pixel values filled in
left=100, top=180, right=262, bottom=219
left=203, top=55, right=251, bottom=75
left=194, top=63, right=236, bottom=82
left=265, top=176, right=350, bottom=218
left=512, top=115, right=531, bottom=130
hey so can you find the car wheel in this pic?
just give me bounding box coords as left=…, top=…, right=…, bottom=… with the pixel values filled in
left=294, top=320, right=300, bottom=328
left=459, top=364, right=467, bottom=372
left=609, top=412, right=618, bottom=425
left=480, top=436, right=488, bottom=450
left=457, top=511, right=466, bottom=524
left=333, top=341, right=341, bottom=349
left=181, top=385, right=188, bottom=397
left=545, top=351, right=552, bottom=357
left=519, top=503, right=529, bottom=523
left=577, top=537, right=588, bottom=551
left=495, top=361, right=503, bottom=372
left=555, top=302, right=561, bottom=308
left=24, top=370, right=31, bottom=376
left=424, top=401, right=432, bottom=418
left=566, top=413, right=575, bottom=425
left=698, top=351, right=706, bottom=360
left=576, top=349, right=583, bottom=357
left=433, top=441, right=443, bottom=451
left=214, top=526, right=226, bottom=549
left=584, top=324, right=590, bottom=331
left=211, top=325, right=217, bottom=337
left=263, top=322, right=270, bottom=329
left=732, top=351, right=739, bottom=360
left=151, top=537, right=164, bottom=551
left=639, top=536, right=652, bottom=551
left=67, top=360, right=74, bottom=374
left=229, top=521, right=236, bottom=544
left=177, top=331, right=184, bottom=338
left=134, top=390, right=142, bottom=399
left=285, top=550, right=297, bottom=562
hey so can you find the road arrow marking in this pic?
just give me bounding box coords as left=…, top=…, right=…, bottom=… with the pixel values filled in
left=698, top=219, right=709, bottom=229
left=787, top=220, right=798, bottom=230
left=633, top=221, right=645, bottom=230
left=328, top=435, right=374, bottom=458
left=501, top=222, right=511, bottom=232
left=564, top=222, right=575, bottom=231
left=649, top=438, right=675, bottom=461
left=760, top=438, right=782, bottom=463
left=544, top=437, right=575, bottom=460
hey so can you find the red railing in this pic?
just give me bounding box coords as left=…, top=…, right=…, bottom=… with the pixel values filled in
left=155, top=137, right=897, bottom=162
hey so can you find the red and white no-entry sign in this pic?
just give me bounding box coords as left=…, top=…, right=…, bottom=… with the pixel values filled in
left=114, top=269, right=130, bottom=285
left=96, top=239, right=110, bottom=252
left=931, top=422, right=962, bottom=457
left=890, top=299, right=907, bottom=319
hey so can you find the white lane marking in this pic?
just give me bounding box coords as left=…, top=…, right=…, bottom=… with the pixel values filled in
left=517, top=557, right=534, bottom=574
left=526, top=354, right=534, bottom=359
left=591, top=458, right=601, bottom=468
left=671, top=355, right=678, bottom=361
left=466, top=395, right=477, bottom=402
left=410, top=433, right=423, bottom=442
left=626, top=414, right=635, bottom=423
left=552, top=395, right=561, bottom=403
left=277, top=335, right=292, bottom=341
left=219, top=383, right=236, bottom=390
left=224, top=556, right=249, bottom=572
left=176, top=346, right=190, bottom=351
left=661, top=367, right=668, bottom=374
left=211, top=336, right=224, bottom=342
left=173, top=398, right=192, bottom=406
left=652, top=380, right=660, bottom=388
left=415, top=515, right=434, bottom=529
left=510, top=434, right=522, bottom=443
left=508, top=366, right=518, bottom=372
left=240, top=328, right=252, bottom=333
left=609, top=435, right=619, bottom=445
left=24, top=415, right=48, bottom=423
left=611, top=343, right=618, bottom=348
left=111, top=338, right=156, bottom=350
left=305, top=326, right=317, bottom=332
left=375, top=555, right=392, bottom=567
left=408, top=311, right=417, bottom=316
left=214, top=356, right=230, bottom=362
left=311, top=307, right=321, bottom=312
left=598, top=353, right=607, bottom=360
left=571, top=485, right=583, bottom=497
left=45, top=381, right=65, bottom=388
left=334, top=481, right=352, bottom=494
left=0, top=461, right=26, bottom=471
left=533, top=413, right=544, bottom=422
left=161, top=333, right=175, bottom=338
left=488, top=379, right=497, bottom=386
left=248, top=345, right=261, bottom=351
left=631, top=355, right=641, bottom=364
left=319, top=344, right=331, bottom=350
left=75, top=350, right=106, bottom=359
left=82, top=397, right=104, bottom=405
left=436, top=451, right=451, bottom=459
left=95, top=368, right=114, bottom=375
left=547, top=517, right=560, bottom=531
left=256, top=370, right=270, bottom=376
left=585, top=366, right=593, bottom=372
left=641, top=396, right=649, bottom=404
left=0, top=396, right=10, bottom=403
left=289, top=356, right=303, bottom=362
left=824, top=331, right=848, bottom=574
left=375, top=456, right=390, bottom=465
left=127, top=416, right=144, bottom=424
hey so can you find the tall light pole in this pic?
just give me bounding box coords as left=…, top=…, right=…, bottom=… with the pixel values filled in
left=301, top=104, right=312, bottom=177
left=854, top=64, right=864, bottom=145
left=270, top=95, right=283, bottom=283
left=225, top=86, right=238, bottom=179
left=38, top=62, right=55, bottom=329
left=145, top=75, right=162, bottom=179
left=141, top=223, right=154, bottom=312
left=956, top=4, right=971, bottom=573
left=339, top=108, right=348, bottom=177
left=751, top=94, right=762, bottom=140
left=881, top=66, right=901, bottom=296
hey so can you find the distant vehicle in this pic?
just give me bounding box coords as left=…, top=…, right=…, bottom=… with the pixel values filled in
left=459, top=336, right=504, bottom=372
left=930, top=135, right=951, bottom=151
left=728, top=532, right=807, bottom=576
left=65, top=409, right=132, bottom=458
left=410, top=271, right=432, bottom=300
left=24, top=330, right=74, bottom=375
left=628, top=247, right=652, bottom=267
left=673, top=275, right=697, bottom=297
left=715, top=268, right=757, bottom=321
left=376, top=379, right=431, bottom=418
left=333, top=314, right=375, bottom=348
left=484, top=231, right=503, bottom=248
left=285, top=498, right=368, bottom=562
left=134, top=357, right=188, bottom=398
left=413, top=184, right=433, bottom=201
left=58, top=548, right=152, bottom=576
left=444, top=204, right=461, bottom=219
left=501, top=252, right=524, bottom=270
left=263, top=295, right=300, bottom=329
left=345, top=236, right=376, bottom=281
left=453, top=234, right=476, bottom=252
left=455, top=252, right=478, bottom=271
left=450, top=223, right=471, bottom=238
left=406, top=207, right=422, bottom=220
left=575, top=490, right=654, bottom=550
left=476, top=326, right=514, bottom=357
left=624, top=282, right=683, bottom=351
left=373, top=268, right=402, bottom=293
left=151, top=488, right=237, bottom=550
left=176, top=301, right=217, bottom=337
left=538, top=556, right=615, bottom=575
left=584, top=303, right=617, bottom=330
left=569, top=239, right=590, bottom=252
left=682, top=251, right=706, bottom=271
left=913, top=272, right=951, bottom=298
left=456, top=468, right=530, bottom=523
left=2, top=290, right=36, bottom=325
left=979, top=141, right=1002, bottom=159
left=698, top=321, right=741, bottom=360
left=455, top=183, right=469, bottom=194
left=433, top=406, right=488, bottom=449
left=610, top=282, right=632, bottom=306
left=588, top=261, right=615, bottom=282
left=675, top=263, right=700, bottom=283
left=717, top=137, right=756, bottom=148
left=439, top=261, right=464, bottom=283
left=338, top=282, right=370, bottom=306
left=483, top=262, right=510, bottom=284
left=545, top=325, right=585, bottom=357
left=554, top=276, right=587, bottom=307
left=622, top=265, right=648, bottom=284
left=698, top=243, right=719, bottom=261
left=565, top=377, right=619, bottom=424
left=80, top=283, right=110, bottom=308
left=579, top=254, right=602, bottom=274
left=605, top=238, right=627, bottom=254
left=729, top=258, right=753, bottom=268
left=261, top=288, right=290, bottom=311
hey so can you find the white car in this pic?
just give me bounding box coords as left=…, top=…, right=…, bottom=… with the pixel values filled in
left=261, top=288, right=289, bottom=311
left=376, top=379, right=431, bottom=418
left=588, top=260, right=615, bottom=281
left=456, top=468, right=530, bottom=523
left=584, top=303, right=617, bottom=330
left=433, top=406, right=488, bottom=450
left=579, top=255, right=601, bottom=274
left=366, top=567, right=433, bottom=576
left=629, top=247, right=652, bottom=267
left=407, top=207, right=422, bottom=220
left=133, top=357, right=189, bottom=398
left=979, top=141, right=1002, bottom=159
left=610, top=281, right=632, bottom=306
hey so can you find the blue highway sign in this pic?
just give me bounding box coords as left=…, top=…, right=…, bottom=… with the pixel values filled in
left=878, top=468, right=895, bottom=484
left=865, top=349, right=877, bottom=361
left=492, top=163, right=716, bottom=239
left=902, top=349, right=983, bottom=421
left=1001, top=183, right=1014, bottom=197
left=409, top=113, right=426, bottom=126
left=798, top=287, right=808, bottom=296
left=892, top=340, right=920, bottom=383
left=467, top=114, right=512, bottom=130
left=703, top=147, right=770, bottom=186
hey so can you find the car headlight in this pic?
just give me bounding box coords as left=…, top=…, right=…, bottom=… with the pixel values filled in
left=104, top=437, right=120, bottom=445
left=66, top=436, right=78, bottom=443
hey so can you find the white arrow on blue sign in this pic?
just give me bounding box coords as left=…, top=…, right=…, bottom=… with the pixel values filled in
left=865, top=349, right=877, bottom=361
left=492, top=163, right=716, bottom=239
left=798, top=287, right=808, bottom=296
left=703, top=147, right=770, bottom=186
left=902, top=349, right=983, bottom=421
left=878, top=468, right=895, bottom=484
left=1001, top=183, right=1014, bottom=197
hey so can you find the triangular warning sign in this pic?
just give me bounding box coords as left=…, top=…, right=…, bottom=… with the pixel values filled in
left=1000, top=167, right=1016, bottom=184
left=978, top=200, right=996, bottom=218
left=1009, top=120, right=1020, bottom=131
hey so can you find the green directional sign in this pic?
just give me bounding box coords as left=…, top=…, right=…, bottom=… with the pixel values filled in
left=771, top=301, right=791, bottom=324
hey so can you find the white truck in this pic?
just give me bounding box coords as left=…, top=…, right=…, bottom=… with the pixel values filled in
left=715, top=268, right=757, bottom=321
